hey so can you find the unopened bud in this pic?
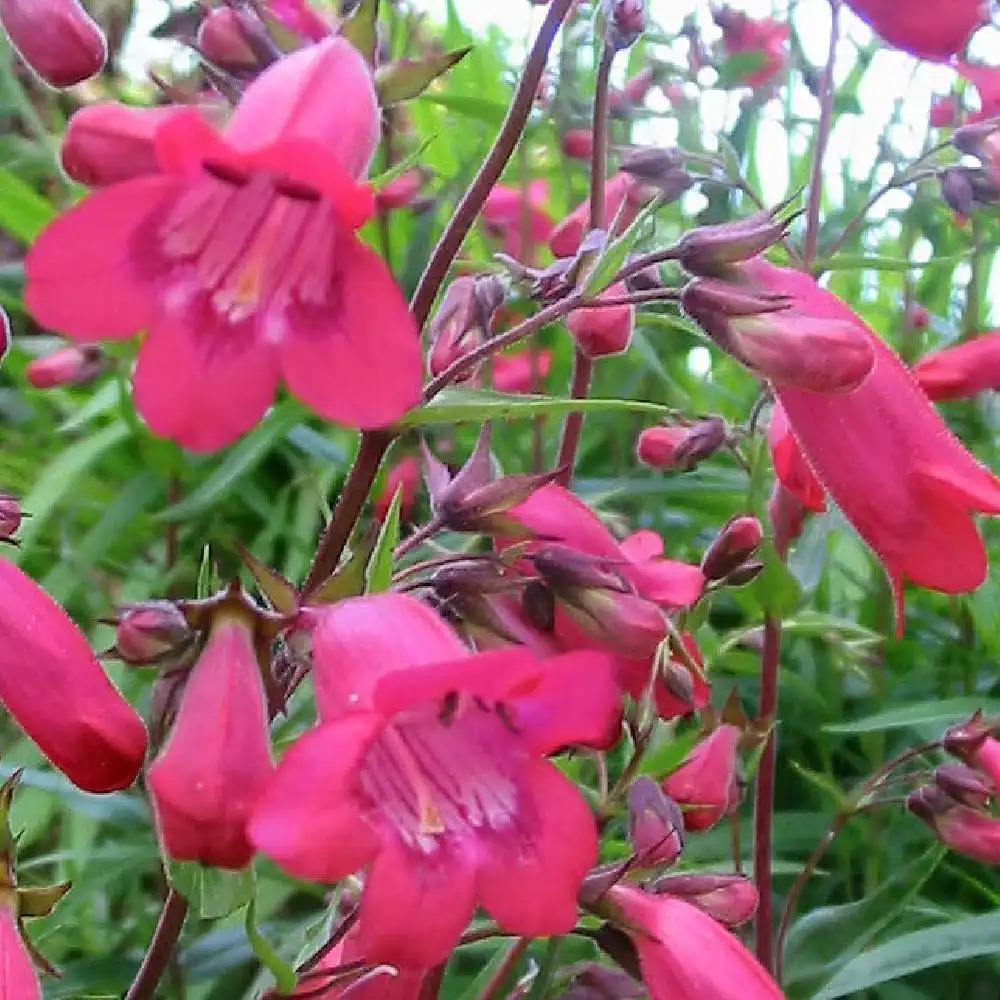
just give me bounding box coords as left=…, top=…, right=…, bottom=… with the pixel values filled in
left=0, top=495, right=21, bottom=544
left=568, top=284, right=634, bottom=358
left=0, top=0, right=107, bottom=88
left=943, top=713, right=993, bottom=760
left=602, top=0, right=647, bottom=50
left=115, top=602, right=193, bottom=665
left=906, top=784, right=956, bottom=824
left=0, top=307, right=9, bottom=364
left=427, top=275, right=504, bottom=381
left=934, top=764, right=994, bottom=809
left=662, top=724, right=742, bottom=832
left=620, top=147, right=693, bottom=202
left=557, top=964, right=644, bottom=1000
left=374, top=456, right=421, bottom=523
left=522, top=580, right=556, bottom=632
left=375, top=169, right=428, bottom=212
left=769, top=483, right=807, bottom=559
left=723, top=560, right=765, bottom=587
left=701, top=515, right=763, bottom=581
left=953, top=119, right=999, bottom=156
left=941, top=167, right=976, bottom=217
left=637, top=417, right=726, bottom=472
left=677, top=208, right=791, bottom=278
left=930, top=95, right=960, bottom=130
left=197, top=7, right=258, bottom=71
left=623, top=66, right=657, bottom=105
left=25, top=345, right=104, bottom=390
left=627, top=777, right=684, bottom=867
left=649, top=873, right=758, bottom=928
left=561, top=129, right=594, bottom=161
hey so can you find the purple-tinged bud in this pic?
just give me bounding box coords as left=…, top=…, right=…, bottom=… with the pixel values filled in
left=427, top=275, right=505, bottom=382
left=723, top=560, right=765, bottom=587
left=0, top=307, right=9, bottom=365
left=0, top=495, right=22, bottom=544
left=620, top=147, right=693, bottom=202
left=601, top=0, right=647, bottom=50
left=115, top=602, right=193, bottom=666
left=649, top=873, right=758, bottom=928
left=908, top=786, right=1000, bottom=864
left=623, top=261, right=663, bottom=293
left=941, top=168, right=976, bottom=217
left=0, top=0, right=107, bottom=88
left=25, top=345, right=104, bottom=390
left=568, top=284, right=635, bottom=358
left=627, top=777, right=684, bottom=867
left=953, top=120, right=1000, bottom=157
left=934, top=764, right=994, bottom=809
left=943, top=712, right=993, bottom=760
left=197, top=7, right=259, bottom=72
left=637, top=417, right=726, bottom=472
left=556, top=964, right=645, bottom=1000
left=701, top=515, right=763, bottom=581
left=522, top=580, right=556, bottom=632
left=677, top=209, right=792, bottom=278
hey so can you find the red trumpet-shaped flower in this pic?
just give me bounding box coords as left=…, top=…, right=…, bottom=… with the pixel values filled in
left=148, top=613, right=274, bottom=869
left=661, top=724, right=741, bottom=832
left=492, top=349, right=553, bottom=393
left=0, top=558, right=146, bottom=793
left=748, top=259, right=1000, bottom=629
left=549, top=172, right=653, bottom=258
left=913, top=333, right=1000, bottom=402
left=251, top=594, right=619, bottom=966
left=0, top=903, right=41, bottom=1000
left=26, top=38, right=421, bottom=452
left=567, top=284, right=634, bottom=358
left=605, top=885, right=784, bottom=1000
left=844, top=0, right=985, bottom=62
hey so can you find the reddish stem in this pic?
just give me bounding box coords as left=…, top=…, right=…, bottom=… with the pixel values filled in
left=753, top=614, right=781, bottom=972
left=124, top=888, right=189, bottom=1000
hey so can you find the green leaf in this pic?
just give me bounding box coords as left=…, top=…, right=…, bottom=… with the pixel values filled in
left=158, top=404, right=302, bottom=520
left=418, top=92, right=507, bottom=126
left=168, top=862, right=255, bottom=920
left=583, top=196, right=663, bottom=298
left=0, top=168, right=56, bottom=242
left=784, top=846, right=945, bottom=998
left=822, top=697, right=1000, bottom=734
left=340, top=0, right=378, bottom=64
left=371, top=136, right=436, bottom=189
left=400, top=389, right=672, bottom=427
left=375, top=47, right=473, bottom=105
left=813, top=909, right=1000, bottom=999
left=245, top=896, right=298, bottom=994
left=366, top=488, right=402, bottom=593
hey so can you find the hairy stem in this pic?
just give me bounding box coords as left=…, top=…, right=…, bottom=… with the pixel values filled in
left=409, top=0, right=578, bottom=329
left=803, top=0, right=840, bottom=270
left=555, top=44, right=614, bottom=484
left=477, top=938, right=531, bottom=1000
left=753, top=614, right=782, bottom=972
left=124, top=888, right=190, bottom=1000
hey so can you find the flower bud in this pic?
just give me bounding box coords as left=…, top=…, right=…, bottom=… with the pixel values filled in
left=908, top=787, right=1000, bottom=864
left=0, top=0, right=106, bottom=88
left=942, top=713, right=993, bottom=760
left=907, top=303, right=930, bottom=331
left=723, top=560, right=765, bottom=587
left=556, top=964, right=645, bottom=1000
left=620, top=147, right=693, bottom=202
left=602, top=0, right=647, bottom=50
left=115, top=602, right=193, bottom=666
left=637, top=417, right=726, bottom=472
left=0, top=495, right=21, bottom=544
left=197, top=7, right=259, bottom=72
left=701, top=515, right=763, bottom=581
left=25, top=345, right=104, bottom=390
left=627, top=777, right=684, bottom=867
left=568, top=284, right=634, bottom=358
left=374, top=456, right=421, bottom=523
left=769, top=483, right=806, bottom=559
left=60, top=103, right=193, bottom=188
left=561, top=129, right=594, bottom=161
left=662, top=724, right=742, bottom=832
left=649, top=873, right=758, bottom=928
left=0, top=307, right=9, bottom=364
left=623, top=66, right=657, bottom=105
left=493, top=349, right=553, bottom=394
left=930, top=95, right=960, bottom=129
left=934, top=764, right=994, bottom=809
left=677, top=209, right=791, bottom=278
left=427, top=275, right=505, bottom=382
left=941, top=167, right=976, bottom=217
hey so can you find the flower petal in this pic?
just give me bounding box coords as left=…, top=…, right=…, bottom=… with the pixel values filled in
left=279, top=233, right=422, bottom=430
left=619, top=529, right=664, bottom=562
left=25, top=176, right=171, bottom=340
left=306, top=595, right=467, bottom=719
left=356, top=838, right=477, bottom=967
left=627, top=559, right=705, bottom=608
left=477, top=759, right=596, bottom=935
left=132, top=306, right=279, bottom=452
left=249, top=717, right=383, bottom=882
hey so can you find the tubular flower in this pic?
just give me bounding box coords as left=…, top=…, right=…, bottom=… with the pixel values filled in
left=148, top=615, right=273, bottom=869
left=0, top=558, right=147, bottom=793
left=549, top=172, right=653, bottom=258
left=373, top=456, right=421, bottom=523
left=250, top=594, right=621, bottom=967
left=913, top=333, right=1000, bottom=401
left=606, top=885, right=784, bottom=1000
left=748, top=259, right=1000, bottom=628
left=567, top=283, right=634, bottom=358
left=956, top=62, right=1000, bottom=122
left=844, top=1, right=985, bottom=62
left=0, top=904, right=41, bottom=1000
left=492, top=349, right=553, bottom=393
left=26, top=38, right=421, bottom=452
left=483, top=181, right=553, bottom=264
left=767, top=402, right=826, bottom=514
left=661, top=724, right=741, bottom=832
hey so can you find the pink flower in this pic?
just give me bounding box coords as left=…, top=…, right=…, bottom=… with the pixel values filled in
left=567, top=283, right=634, bottom=358
left=373, top=456, right=421, bottom=523
left=716, top=9, right=789, bottom=89
left=930, top=96, right=961, bottom=129
left=549, top=172, right=652, bottom=258
left=267, top=0, right=331, bottom=41
left=749, top=259, right=1000, bottom=627
left=492, top=349, right=553, bottom=393
left=561, top=129, right=594, bottom=161
left=148, top=615, right=273, bottom=868
left=606, top=885, right=784, bottom=1000
left=375, top=170, right=426, bottom=212
left=0, top=904, right=41, bottom=1000
left=0, top=307, right=9, bottom=364
left=908, top=788, right=1000, bottom=864
left=0, top=0, right=106, bottom=88
left=662, top=724, right=741, bottom=832
left=25, top=345, right=103, bottom=390
left=956, top=61, right=1000, bottom=122
left=0, top=557, right=147, bottom=793
left=768, top=402, right=826, bottom=514
left=483, top=180, right=553, bottom=263
left=845, top=1, right=985, bottom=62
left=913, top=333, right=1000, bottom=401
left=26, top=39, right=421, bottom=452
left=250, top=594, right=620, bottom=966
